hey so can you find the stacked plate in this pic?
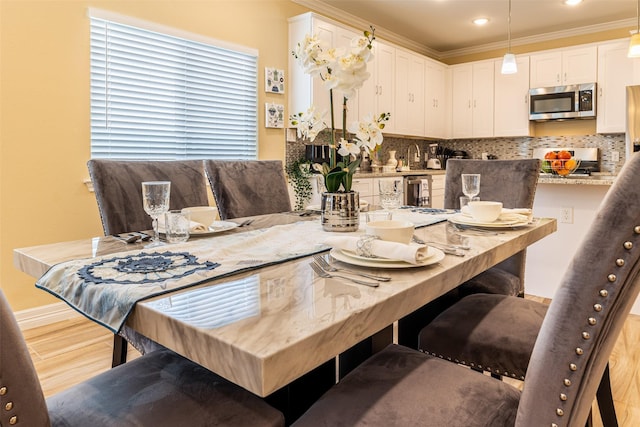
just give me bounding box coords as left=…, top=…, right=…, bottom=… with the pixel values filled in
left=330, top=245, right=445, bottom=269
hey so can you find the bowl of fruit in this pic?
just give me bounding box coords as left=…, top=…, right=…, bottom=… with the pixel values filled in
left=541, top=150, right=580, bottom=177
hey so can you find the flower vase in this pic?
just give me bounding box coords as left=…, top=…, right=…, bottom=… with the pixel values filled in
left=387, top=150, right=398, bottom=168
left=370, top=150, right=383, bottom=173
left=320, top=191, right=360, bottom=232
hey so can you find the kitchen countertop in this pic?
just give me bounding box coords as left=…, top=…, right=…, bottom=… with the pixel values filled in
left=537, top=173, right=616, bottom=186
left=354, top=169, right=446, bottom=178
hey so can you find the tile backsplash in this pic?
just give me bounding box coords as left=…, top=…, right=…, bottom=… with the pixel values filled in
left=286, top=131, right=626, bottom=175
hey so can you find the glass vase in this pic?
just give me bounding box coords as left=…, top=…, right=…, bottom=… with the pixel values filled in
left=320, top=191, right=360, bottom=232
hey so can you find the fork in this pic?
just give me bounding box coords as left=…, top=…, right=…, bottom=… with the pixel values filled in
left=310, top=262, right=379, bottom=287
left=313, top=255, right=391, bottom=282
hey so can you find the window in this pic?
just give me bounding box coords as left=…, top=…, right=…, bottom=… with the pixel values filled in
left=90, top=12, right=258, bottom=160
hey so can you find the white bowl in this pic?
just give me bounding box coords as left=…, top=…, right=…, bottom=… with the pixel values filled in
left=467, top=201, right=503, bottom=223
left=181, top=206, right=217, bottom=227
left=365, top=220, right=414, bottom=244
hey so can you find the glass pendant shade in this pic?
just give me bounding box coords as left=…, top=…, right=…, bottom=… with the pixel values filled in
left=629, top=33, right=640, bottom=58
left=501, top=53, right=517, bottom=74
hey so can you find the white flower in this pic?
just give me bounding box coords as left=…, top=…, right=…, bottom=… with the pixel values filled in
left=348, top=113, right=387, bottom=152
left=337, top=138, right=362, bottom=157
left=289, top=106, right=327, bottom=142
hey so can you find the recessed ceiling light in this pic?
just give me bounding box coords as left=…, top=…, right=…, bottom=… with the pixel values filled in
left=565, top=0, right=583, bottom=6
left=473, top=17, right=489, bottom=26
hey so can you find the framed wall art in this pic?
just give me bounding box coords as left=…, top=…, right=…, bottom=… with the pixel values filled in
left=265, top=103, right=285, bottom=128
left=265, top=67, right=285, bottom=94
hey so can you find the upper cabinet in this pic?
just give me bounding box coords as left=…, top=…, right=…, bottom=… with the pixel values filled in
left=530, top=46, right=597, bottom=87
left=596, top=40, right=640, bottom=133
left=394, top=49, right=425, bottom=136
left=425, top=59, right=449, bottom=139
left=494, top=55, right=532, bottom=137
left=358, top=39, right=396, bottom=133
left=451, top=61, right=494, bottom=138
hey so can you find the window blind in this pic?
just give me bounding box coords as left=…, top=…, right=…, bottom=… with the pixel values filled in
left=90, top=16, right=257, bottom=160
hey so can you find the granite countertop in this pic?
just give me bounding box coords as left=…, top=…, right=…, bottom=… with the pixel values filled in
left=537, top=173, right=616, bottom=186
left=354, top=169, right=446, bottom=178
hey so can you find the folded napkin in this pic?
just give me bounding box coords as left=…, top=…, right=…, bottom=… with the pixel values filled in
left=157, top=216, right=209, bottom=233
left=324, top=236, right=430, bottom=265
left=460, top=206, right=532, bottom=222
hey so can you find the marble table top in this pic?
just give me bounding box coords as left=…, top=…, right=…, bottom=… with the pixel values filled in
left=15, top=215, right=556, bottom=397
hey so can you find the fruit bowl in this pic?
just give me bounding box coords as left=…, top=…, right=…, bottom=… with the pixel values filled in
left=541, top=150, right=581, bottom=177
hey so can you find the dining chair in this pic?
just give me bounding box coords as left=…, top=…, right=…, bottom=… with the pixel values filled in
left=397, top=159, right=540, bottom=347
left=87, top=159, right=210, bottom=367
left=0, top=289, right=285, bottom=427
left=87, top=159, right=210, bottom=235
left=204, top=160, right=291, bottom=220
left=291, top=151, right=640, bottom=427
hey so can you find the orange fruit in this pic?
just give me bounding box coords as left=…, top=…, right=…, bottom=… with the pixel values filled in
left=564, top=159, right=577, bottom=170
left=551, top=159, right=563, bottom=171
left=544, top=151, right=557, bottom=160
left=557, top=168, right=570, bottom=176
left=557, top=150, right=572, bottom=160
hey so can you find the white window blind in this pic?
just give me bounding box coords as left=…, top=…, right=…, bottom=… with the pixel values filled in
left=90, top=15, right=257, bottom=160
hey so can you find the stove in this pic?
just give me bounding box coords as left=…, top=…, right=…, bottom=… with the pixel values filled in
left=532, top=147, right=599, bottom=176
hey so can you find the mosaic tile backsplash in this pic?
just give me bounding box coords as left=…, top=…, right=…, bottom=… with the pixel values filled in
left=286, top=131, right=626, bottom=175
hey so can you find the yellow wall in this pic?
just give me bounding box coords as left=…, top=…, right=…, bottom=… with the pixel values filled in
left=0, top=0, right=307, bottom=310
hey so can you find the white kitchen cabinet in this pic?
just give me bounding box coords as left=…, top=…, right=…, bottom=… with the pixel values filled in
left=596, top=39, right=640, bottom=133
left=394, top=49, right=425, bottom=136
left=493, top=55, right=532, bottom=137
left=451, top=61, right=494, bottom=138
left=430, top=174, right=445, bottom=209
left=289, top=13, right=360, bottom=130
left=351, top=178, right=374, bottom=205
left=529, top=46, right=597, bottom=88
left=358, top=39, right=396, bottom=133
left=424, top=59, right=448, bottom=139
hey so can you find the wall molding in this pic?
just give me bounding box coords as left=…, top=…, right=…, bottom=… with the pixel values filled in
left=15, top=301, right=81, bottom=331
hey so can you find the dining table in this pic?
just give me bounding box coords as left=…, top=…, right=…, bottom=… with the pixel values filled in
left=14, top=208, right=556, bottom=420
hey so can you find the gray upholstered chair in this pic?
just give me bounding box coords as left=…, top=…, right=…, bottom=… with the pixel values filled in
left=291, top=152, right=640, bottom=426
left=0, top=290, right=285, bottom=427
left=87, top=159, right=210, bottom=366
left=204, top=160, right=291, bottom=220
left=443, top=158, right=541, bottom=297
left=87, top=159, right=209, bottom=235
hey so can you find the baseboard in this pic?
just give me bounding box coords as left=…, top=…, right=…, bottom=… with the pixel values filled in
left=15, top=302, right=81, bottom=331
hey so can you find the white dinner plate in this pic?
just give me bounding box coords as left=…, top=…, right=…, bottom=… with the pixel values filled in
left=187, top=221, right=239, bottom=237
left=329, top=247, right=445, bottom=269
left=448, top=213, right=529, bottom=228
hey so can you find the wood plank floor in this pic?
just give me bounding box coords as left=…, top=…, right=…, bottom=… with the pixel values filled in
left=25, top=306, right=640, bottom=426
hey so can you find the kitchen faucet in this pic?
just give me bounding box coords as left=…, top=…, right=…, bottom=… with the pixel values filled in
left=407, top=143, right=421, bottom=169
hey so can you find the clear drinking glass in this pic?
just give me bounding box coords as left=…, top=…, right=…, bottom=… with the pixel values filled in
left=461, top=174, right=481, bottom=203
left=379, top=179, right=403, bottom=210
left=142, top=181, right=171, bottom=248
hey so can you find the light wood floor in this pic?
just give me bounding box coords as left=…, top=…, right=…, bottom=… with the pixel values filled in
left=25, top=307, right=640, bottom=426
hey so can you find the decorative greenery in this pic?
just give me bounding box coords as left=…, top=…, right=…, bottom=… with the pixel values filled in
left=286, top=157, right=313, bottom=210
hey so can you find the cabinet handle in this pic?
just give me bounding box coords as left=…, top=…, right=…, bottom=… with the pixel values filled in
left=557, top=74, right=560, bottom=83
left=599, top=87, right=603, bottom=97
left=473, top=100, right=477, bottom=108
left=564, top=72, right=567, bottom=83
left=468, top=100, right=471, bottom=108
left=379, top=86, right=382, bottom=96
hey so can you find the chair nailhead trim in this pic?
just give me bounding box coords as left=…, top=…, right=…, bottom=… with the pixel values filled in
left=556, top=408, right=564, bottom=416
left=570, top=363, right=577, bottom=371
left=5, top=401, right=13, bottom=411
left=560, top=393, right=567, bottom=401
left=634, top=225, right=640, bottom=234
left=552, top=423, right=559, bottom=427
left=564, top=378, right=572, bottom=386
left=608, top=274, right=617, bottom=282
left=0, top=386, right=6, bottom=395
left=624, top=241, right=633, bottom=250
left=576, top=347, right=584, bottom=355
left=10, top=415, right=18, bottom=425
left=582, top=332, right=590, bottom=339
left=616, top=258, right=625, bottom=267
left=588, top=317, right=597, bottom=325
left=600, top=289, right=609, bottom=297
left=594, top=303, right=603, bottom=312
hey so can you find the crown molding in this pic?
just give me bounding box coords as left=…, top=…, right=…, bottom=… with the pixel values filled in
left=291, top=1, right=635, bottom=61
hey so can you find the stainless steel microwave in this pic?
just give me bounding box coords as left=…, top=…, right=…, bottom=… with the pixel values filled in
left=529, top=82, right=596, bottom=121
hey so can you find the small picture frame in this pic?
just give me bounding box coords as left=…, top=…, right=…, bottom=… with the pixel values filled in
left=265, top=103, right=285, bottom=128
left=265, top=67, right=285, bottom=94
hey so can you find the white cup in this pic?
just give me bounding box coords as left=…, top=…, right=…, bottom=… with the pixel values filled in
left=164, top=210, right=190, bottom=243
left=181, top=206, right=216, bottom=227
left=365, top=220, right=414, bottom=244
left=467, top=201, right=503, bottom=223
left=366, top=211, right=393, bottom=223
left=459, top=195, right=480, bottom=209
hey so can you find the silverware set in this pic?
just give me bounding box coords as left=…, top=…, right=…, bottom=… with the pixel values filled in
left=411, top=235, right=467, bottom=257
left=112, top=232, right=151, bottom=244
left=313, top=255, right=391, bottom=282
left=310, top=262, right=380, bottom=287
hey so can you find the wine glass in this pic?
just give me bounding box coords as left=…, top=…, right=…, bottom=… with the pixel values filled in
left=379, top=179, right=403, bottom=211
left=142, top=181, right=171, bottom=248
left=461, top=174, right=480, bottom=208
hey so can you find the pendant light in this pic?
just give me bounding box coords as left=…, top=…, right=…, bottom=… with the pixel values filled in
left=629, top=0, right=640, bottom=57
left=501, top=0, right=517, bottom=74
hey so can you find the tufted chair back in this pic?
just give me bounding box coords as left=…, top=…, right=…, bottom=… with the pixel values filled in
left=516, top=153, right=640, bottom=426
left=204, top=160, right=291, bottom=220
left=0, top=290, right=51, bottom=426
left=443, top=159, right=541, bottom=210
left=87, top=159, right=209, bottom=235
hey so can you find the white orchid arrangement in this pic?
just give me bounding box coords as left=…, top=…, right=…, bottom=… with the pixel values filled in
left=290, top=27, right=390, bottom=193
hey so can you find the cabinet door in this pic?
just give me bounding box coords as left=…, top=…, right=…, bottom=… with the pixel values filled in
left=451, top=64, right=473, bottom=138
left=597, top=40, right=635, bottom=133
left=358, top=40, right=395, bottom=133
left=494, top=56, right=532, bottom=137
left=471, top=61, right=494, bottom=137
left=562, top=46, right=597, bottom=85
left=530, top=51, right=562, bottom=87
left=395, top=50, right=425, bottom=136
left=311, top=19, right=337, bottom=118
left=425, top=60, right=448, bottom=139
left=351, top=178, right=374, bottom=204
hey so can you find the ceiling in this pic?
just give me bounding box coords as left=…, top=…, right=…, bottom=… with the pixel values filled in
left=293, top=0, right=637, bottom=58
